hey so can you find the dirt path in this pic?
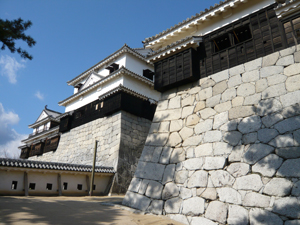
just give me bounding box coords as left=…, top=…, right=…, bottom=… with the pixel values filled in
left=0, top=196, right=183, bottom=225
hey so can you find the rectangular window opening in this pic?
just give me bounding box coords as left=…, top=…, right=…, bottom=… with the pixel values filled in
left=213, top=33, right=231, bottom=53
left=11, top=181, right=18, bottom=190
left=29, top=183, right=36, bottom=190
left=233, top=25, right=252, bottom=44
left=46, top=183, right=52, bottom=190
left=77, top=184, right=82, bottom=190
left=63, top=182, right=68, bottom=190
left=93, top=184, right=96, bottom=190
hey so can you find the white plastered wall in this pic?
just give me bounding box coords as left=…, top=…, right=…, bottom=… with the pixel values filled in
left=0, top=170, right=24, bottom=195
left=27, top=172, right=58, bottom=195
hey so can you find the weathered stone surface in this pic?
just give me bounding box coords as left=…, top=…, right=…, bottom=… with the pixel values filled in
left=263, top=178, right=293, bottom=197
left=285, top=220, right=300, bottom=225
left=242, top=132, right=257, bottom=144
left=138, top=179, right=149, bottom=195
left=214, top=101, right=232, bottom=113
left=162, top=182, right=179, bottom=200
left=256, top=98, right=282, bottom=116
left=284, top=63, right=300, bottom=76
left=156, top=100, right=169, bottom=111
left=147, top=200, right=164, bottom=215
left=228, top=205, right=249, bottom=225
left=175, top=170, right=189, bottom=184
left=252, top=154, right=283, bottom=177
left=282, top=104, right=300, bottom=119
left=200, top=108, right=216, bottom=119
left=242, top=70, right=260, bottom=83
left=230, top=64, right=245, bottom=76
left=151, top=147, right=163, bottom=163
left=190, top=217, right=218, bottom=225
left=229, top=106, right=255, bottom=119
left=158, top=121, right=170, bottom=133
left=292, top=180, right=300, bottom=197
left=183, top=158, right=203, bottom=170
left=179, top=127, right=193, bottom=141
left=229, top=145, right=245, bottom=162
left=256, top=78, right=268, bottom=93
left=145, top=133, right=169, bottom=146
left=200, top=78, right=216, bottom=88
left=262, top=83, right=287, bottom=99
left=267, top=74, right=287, bottom=86
left=213, top=80, right=227, bottom=96
left=159, top=147, right=173, bottom=164
left=286, top=74, right=300, bottom=92
left=200, top=188, right=217, bottom=200
left=218, top=187, right=242, bottom=204
left=206, top=95, right=221, bottom=108
left=203, top=130, right=222, bottom=143
left=277, top=158, right=300, bottom=177
left=211, top=170, right=235, bottom=187
left=167, top=132, right=182, bottom=147
left=162, top=164, right=176, bottom=184
left=262, top=113, right=283, bottom=127
left=122, top=191, right=151, bottom=211
left=280, top=90, right=300, bottom=108
left=164, top=197, right=183, bottom=214
left=135, top=162, right=165, bottom=181
left=168, top=215, right=189, bottom=225
left=213, top=142, right=233, bottom=155
left=269, top=134, right=294, bottom=148
left=182, top=95, right=195, bottom=107
left=276, top=147, right=300, bottom=159
left=203, top=157, right=226, bottom=170
left=186, top=147, right=194, bottom=158
left=220, top=119, right=239, bottom=131
left=234, top=174, right=263, bottom=191
left=263, top=51, right=279, bottom=67
left=250, top=208, right=283, bottom=225
left=222, top=87, right=237, bottom=102
left=187, top=170, right=208, bottom=188
left=195, top=119, right=213, bottom=134
left=224, top=131, right=242, bottom=146
left=127, top=178, right=142, bottom=192
left=272, top=197, right=300, bottom=219
left=194, top=101, right=206, bottom=112
left=211, top=70, right=229, bottom=83
left=232, top=97, right=244, bottom=108
left=213, top=112, right=228, bottom=129
left=237, top=83, right=256, bottom=97
left=186, top=114, right=200, bottom=126
left=280, top=46, right=296, bottom=56
left=195, top=143, right=213, bottom=157
left=243, top=192, right=271, bottom=207
left=139, top=146, right=155, bottom=162
left=228, top=74, right=242, bottom=88
left=181, top=106, right=194, bottom=118
left=170, top=148, right=185, bottom=164
left=168, top=96, right=181, bottom=109
left=170, top=120, right=183, bottom=132
left=238, top=115, right=262, bottom=134
left=243, top=144, right=274, bottom=165
left=245, top=58, right=262, bottom=71
left=295, top=51, right=300, bottom=63
left=145, top=180, right=163, bottom=199
left=257, top=128, right=279, bottom=143
left=277, top=55, right=294, bottom=66
left=182, top=135, right=203, bottom=147
left=227, top=163, right=250, bottom=177
left=180, top=187, right=192, bottom=199
left=153, top=109, right=182, bottom=122
left=199, top=87, right=213, bottom=100
left=205, top=201, right=228, bottom=224
left=149, top=123, right=160, bottom=133
left=182, top=197, right=205, bottom=216
left=260, top=66, right=284, bottom=78
left=244, top=93, right=261, bottom=105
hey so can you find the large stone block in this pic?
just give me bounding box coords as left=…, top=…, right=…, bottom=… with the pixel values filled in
left=277, top=158, right=300, bottom=177
left=222, top=87, right=237, bottom=102
left=280, top=90, right=300, bottom=108
left=284, top=63, right=300, bottom=76
left=276, top=55, right=294, bottom=66
left=145, top=133, right=169, bottom=146
left=237, top=83, right=256, bottom=97
left=170, top=120, right=183, bottom=132
left=272, top=197, right=300, bottom=219
left=229, top=145, right=245, bottom=162
left=229, top=64, right=245, bottom=76
left=257, top=128, right=279, bottom=143
left=195, top=119, right=213, bottom=134
left=206, top=95, right=221, bottom=108
left=135, top=162, right=165, bottom=181
left=243, top=192, right=271, bottom=207
left=269, top=134, right=294, bottom=148
left=274, top=116, right=300, bottom=134
left=199, top=87, right=213, bottom=100
left=182, top=197, right=205, bottom=216
left=228, top=205, right=249, bottom=225
left=164, top=197, right=183, bottom=214
left=244, top=93, right=261, bottom=105
left=182, top=95, right=195, bottom=107
left=183, top=158, right=203, bottom=170
left=267, top=74, right=287, bottom=86
left=147, top=200, right=164, bottom=215
left=168, top=96, right=181, bottom=109
left=263, top=178, right=293, bottom=197
left=213, top=112, right=228, bottom=129
left=205, top=201, right=228, bottom=224
left=243, top=143, right=274, bottom=165
left=260, top=66, right=284, bottom=78
left=245, top=58, right=262, bottom=71
left=203, top=130, right=222, bottom=143
left=238, top=115, right=262, bottom=134
left=182, top=106, right=194, bottom=118
left=203, top=157, right=226, bottom=170
left=262, top=52, right=279, bottom=67
left=228, top=74, right=242, bottom=88
left=195, top=143, right=213, bottom=157
left=162, top=182, right=179, bottom=200
left=292, top=180, right=300, bottom=197
left=175, top=170, right=189, bottom=184
left=252, top=154, right=283, bottom=177
left=186, top=114, right=200, bottom=126
left=286, top=74, right=300, bottom=92
left=214, top=101, right=232, bottom=113
left=145, top=180, right=163, bottom=199
left=223, top=131, right=242, bottom=146
left=122, top=191, right=151, bottom=211
left=229, top=106, right=255, bottom=119
left=200, top=78, right=216, bottom=88
left=190, top=217, right=218, bottom=225
left=226, top=163, right=250, bottom=177
left=159, top=147, right=173, bottom=164
left=187, top=170, right=208, bottom=188
left=200, top=188, right=217, bottom=200
left=213, top=80, right=227, bottom=95
left=162, top=164, right=176, bottom=184
left=199, top=108, right=216, bottom=120
left=249, top=208, right=283, bottom=225
left=170, top=148, right=185, bottom=164
left=127, top=178, right=142, bottom=192
left=262, top=83, right=287, bottom=99
left=153, top=109, right=182, bottom=122
left=256, top=79, right=268, bottom=93
left=262, top=113, right=283, bottom=127
left=210, top=170, right=235, bottom=187
left=285, top=220, right=300, bottom=225
left=275, top=147, right=300, bottom=159
left=182, top=135, right=203, bottom=147
left=234, top=174, right=263, bottom=191
left=166, top=132, right=182, bottom=147
left=217, top=187, right=242, bottom=204
left=213, top=142, right=233, bottom=155
left=211, top=70, right=229, bottom=83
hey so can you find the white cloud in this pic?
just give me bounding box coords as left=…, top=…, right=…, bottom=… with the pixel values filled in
left=0, top=55, right=25, bottom=84
left=0, top=103, right=25, bottom=159
left=35, top=91, right=44, bottom=100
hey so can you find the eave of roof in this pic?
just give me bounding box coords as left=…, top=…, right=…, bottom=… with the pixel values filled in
left=67, top=44, right=151, bottom=86
left=0, top=158, right=115, bottom=174
left=143, top=0, right=249, bottom=47
left=59, top=66, right=154, bottom=106
left=22, top=126, right=60, bottom=143
left=275, top=0, right=300, bottom=18
left=29, top=116, right=60, bottom=128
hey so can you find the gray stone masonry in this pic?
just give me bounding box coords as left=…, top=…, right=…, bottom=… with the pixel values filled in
left=30, top=111, right=152, bottom=194
left=123, top=44, right=300, bottom=224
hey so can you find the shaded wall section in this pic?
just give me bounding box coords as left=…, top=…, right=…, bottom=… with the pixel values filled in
left=123, top=44, right=300, bottom=225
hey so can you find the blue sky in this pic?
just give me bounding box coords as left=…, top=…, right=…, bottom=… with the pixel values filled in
left=0, top=0, right=217, bottom=157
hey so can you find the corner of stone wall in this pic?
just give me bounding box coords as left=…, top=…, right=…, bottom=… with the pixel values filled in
left=123, top=44, right=300, bottom=225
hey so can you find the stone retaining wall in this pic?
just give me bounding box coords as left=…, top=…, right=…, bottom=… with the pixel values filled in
left=123, top=45, right=300, bottom=225
left=30, top=111, right=152, bottom=193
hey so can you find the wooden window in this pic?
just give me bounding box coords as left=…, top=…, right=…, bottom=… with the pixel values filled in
left=93, top=184, right=96, bottom=190
left=233, top=25, right=252, bottom=44
left=143, top=69, right=154, bottom=80
left=213, top=33, right=232, bottom=52
left=63, top=182, right=68, bottom=190
left=77, top=184, right=82, bottom=190
left=29, top=183, right=36, bottom=190
left=46, top=183, right=52, bottom=190
left=105, top=63, right=119, bottom=74
left=11, top=181, right=18, bottom=190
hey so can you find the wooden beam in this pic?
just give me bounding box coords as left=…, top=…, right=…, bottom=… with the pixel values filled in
left=57, top=173, right=62, bottom=196
left=24, top=172, right=28, bottom=196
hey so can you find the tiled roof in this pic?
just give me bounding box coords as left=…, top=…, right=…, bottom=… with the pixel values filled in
left=44, top=106, right=62, bottom=118
left=67, top=44, right=151, bottom=86
left=143, top=0, right=233, bottom=44
left=0, top=158, right=115, bottom=173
